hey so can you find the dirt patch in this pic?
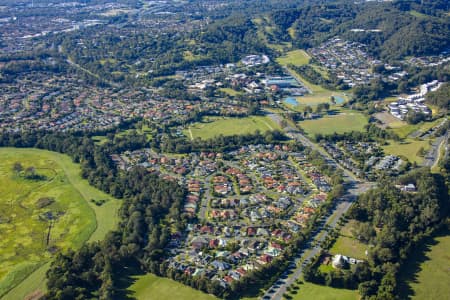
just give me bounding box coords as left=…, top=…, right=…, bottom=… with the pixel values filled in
left=374, top=112, right=403, bottom=128
left=24, top=290, right=44, bottom=300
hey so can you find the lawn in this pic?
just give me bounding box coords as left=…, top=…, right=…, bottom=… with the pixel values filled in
left=128, top=273, right=218, bottom=300
left=329, top=220, right=368, bottom=261
left=330, top=236, right=368, bottom=261
left=219, top=87, right=242, bottom=96
left=398, top=228, right=450, bottom=300
left=185, top=116, right=280, bottom=140
left=383, top=139, right=431, bottom=164
left=277, top=50, right=310, bottom=66
left=299, top=111, right=368, bottom=137
left=287, top=282, right=359, bottom=300
left=0, top=148, right=121, bottom=299
left=294, top=93, right=348, bottom=107
left=387, top=118, right=444, bottom=139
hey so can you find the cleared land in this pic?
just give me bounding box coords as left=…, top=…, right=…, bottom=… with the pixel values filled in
left=398, top=228, right=450, bottom=300
left=128, top=273, right=218, bottom=300
left=0, top=148, right=120, bottom=299
left=287, top=282, right=359, bottom=300
left=383, top=139, right=430, bottom=164
left=329, top=220, right=368, bottom=260
left=299, top=111, right=368, bottom=137
left=276, top=50, right=310, bottom=66
left=185, top=116, right=280, bottom=140
left=219, top=87, right=242, bottom=96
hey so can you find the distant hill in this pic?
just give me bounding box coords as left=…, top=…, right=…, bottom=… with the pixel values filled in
left=267, top=0, right=450, bottom=60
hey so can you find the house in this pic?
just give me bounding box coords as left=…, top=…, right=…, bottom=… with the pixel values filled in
left=257, top=254, right=274, bottom=265
left=211, top=260, right=231, bottom=271
left=191, top=237, right=209, bottom=251
left=332, top=254, right=349, bottom=269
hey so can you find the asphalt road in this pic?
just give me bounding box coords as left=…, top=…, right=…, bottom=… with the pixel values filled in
left=261, top=111, right=373, bottom=300
left=422, top=133, right=448, bottom=168
left=262, top=181, right=373, bottom=300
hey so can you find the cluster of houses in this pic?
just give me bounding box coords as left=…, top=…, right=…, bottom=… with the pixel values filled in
left=241, top=54, right=270, bottom=67
left=308, top=38, right=379, bottom=87
left=388, top=80, right=441, bottom=120
left=321, top=141, right=402, bottom=179
left=111, top=143, right=335, bottom=287
left=374, top=155, right=403, bottom=172
left=308, top=38, right=409, bottom=88
left=0, top=68, right=252, bottom=133
left=406, top=53, right=450, bottom=68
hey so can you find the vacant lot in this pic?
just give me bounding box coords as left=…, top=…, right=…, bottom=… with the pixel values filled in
left=0, top=148, right=120, bottom=299
left=383, top=139, right=430, bottom=164
left=299, top=111, right=368, bottom=137
left=276, top=49, right=311, bottom=66
left=128, top=273, right=218, bottom=300
left=185, top=116, right=280, bottom=140
left=329, top=220, right=368, bottom=260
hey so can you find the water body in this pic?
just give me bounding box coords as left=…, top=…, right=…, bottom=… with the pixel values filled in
left=333, top=95, right=345, bottom=104
left=284, top=97, right=298, bottom=106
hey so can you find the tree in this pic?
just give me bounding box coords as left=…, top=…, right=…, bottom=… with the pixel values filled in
left=12, top=162, right=23, bottom=173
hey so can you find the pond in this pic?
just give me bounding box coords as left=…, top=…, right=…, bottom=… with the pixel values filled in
left=333, top=95, right=345, bottom=104
left=284, top=97, right=298, bottom=106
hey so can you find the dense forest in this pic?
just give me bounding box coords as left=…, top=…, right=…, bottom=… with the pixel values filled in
left=426, top=82, right=450, bottom=111
left=268, top=1, right=450, bottom=60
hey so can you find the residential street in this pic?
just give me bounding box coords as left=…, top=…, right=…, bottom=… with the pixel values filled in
left=261, top=111, right=374, bottom=300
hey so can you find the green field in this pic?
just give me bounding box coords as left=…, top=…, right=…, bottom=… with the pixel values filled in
left=287, top=282, right=359, bottom=300
left=398, top=228, right=450, bottom=300
left=219, top=87, right=242, bottom=96
left=0, top=148, right=121, bottom=299
left=292, top=93, right=348, bottom=107
left=383, top=139, right=430, bottom=164
left=185, top=116, right=280, bottom=140
left=128, top=273, right=218, bottom=300
left=277, top=50, right=310, bottom=66
left=299, top=111, right=368, bottom=137
left=329, top=221, right=368, bottom=260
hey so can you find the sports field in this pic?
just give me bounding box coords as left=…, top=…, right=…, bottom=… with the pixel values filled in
left=0, top=148, right=120, bottom=299
left=128, top=273, right=218, bottom=300
left=185, top=116, right=280, bottom=140
left=299, top=111, right=368, bottom=137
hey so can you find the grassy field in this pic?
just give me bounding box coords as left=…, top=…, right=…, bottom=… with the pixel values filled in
left=293, top=93, right=348, bottom=107
left=383, top=139, right=430, bottom=164
left=185, top=116, right=280, bottom=140
left=0, top=148, right=120, bottom=299
left=128, top=273, right=218, bottom=300
left=276, top=49, right=310, bottom=66
left=329, top=221, right=368, bottom=260
left=286, top=282, right=359, bottom=300
left=299, top=111, right=368, bottom=137
left=398, top=227, right=450, bottom=300
left=219, top=87, right=242, bottom=96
